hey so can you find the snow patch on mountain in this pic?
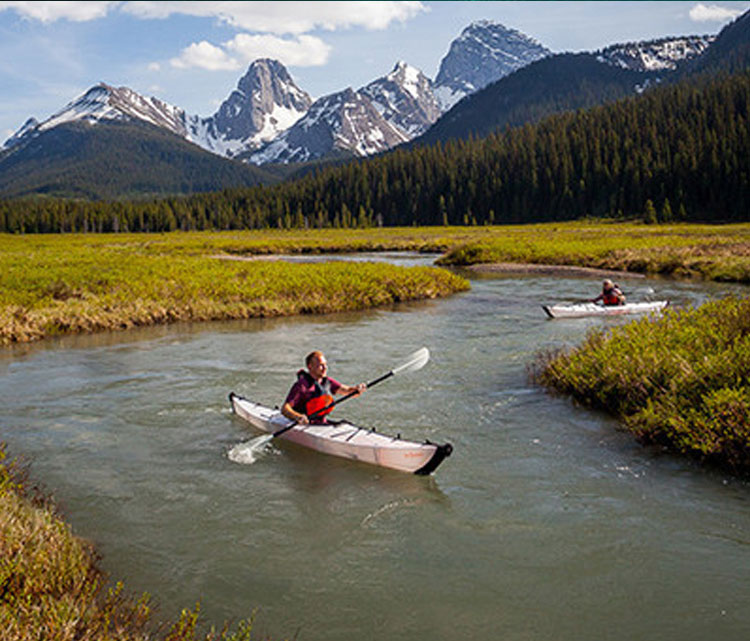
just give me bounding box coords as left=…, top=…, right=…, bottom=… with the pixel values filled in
left=39, top=84, right=188, bottom=135
left=360, top=61, right=441, bottom=138
left=597, top=35, right=715, bottom=71
left=2, top=117, right=39, bottom=150
left=249, top=87, right=407, bottom=164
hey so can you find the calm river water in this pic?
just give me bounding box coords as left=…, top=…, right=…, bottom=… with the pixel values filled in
left=2, top=255, right=749, bottom=641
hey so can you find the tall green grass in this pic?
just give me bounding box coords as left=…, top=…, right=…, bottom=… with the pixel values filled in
left=0, top=231, right=469, bottom=344
left=534, top=297, right=750, bottom=471
left=4, top=222, right=750, bottom=345
left=438, top=221, right=750, bottom=282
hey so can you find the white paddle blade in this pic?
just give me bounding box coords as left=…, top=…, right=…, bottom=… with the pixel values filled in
left=392, top=347, right=430, bottom=375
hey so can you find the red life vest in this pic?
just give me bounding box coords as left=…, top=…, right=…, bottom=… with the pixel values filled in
left=602, top=288, right=622, bottom=306
left=305, top=379, right=334, bottom=419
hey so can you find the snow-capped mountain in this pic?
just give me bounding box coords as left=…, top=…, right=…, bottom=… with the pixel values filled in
left=2, top=19, right=720, bottom=170
left=597, top=35, right=716, bottom=71
left=433, top=20, right=552, bottom=111
left=249, top=87, right=408, bottom=164
left=2, top=83, right=191, bottom=151
left=188, top=58, right=312, bottom=157
left=359, top=61, right=441, bottom=138
left=2, top=60, right=311, bottom=159
left=248, top=61, right=442, bottom=165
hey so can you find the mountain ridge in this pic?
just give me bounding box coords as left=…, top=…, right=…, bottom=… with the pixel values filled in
left=1, top=15, right=740, bottom=200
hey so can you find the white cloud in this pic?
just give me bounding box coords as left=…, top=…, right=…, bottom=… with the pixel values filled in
left=122, top=1, right=425, bottom=35
left=689, top=3, right=745, bottom=22
left=170, top=33, right=331, bottom=71
left=147, top=61, right=161, bottom=72
left=171, top=40, right=239, bottom=70
left=0, top=1, right=426, bottom=31
left=0, top=1, right=116, bottom=22
left=226, top=33, right=331, bottom=67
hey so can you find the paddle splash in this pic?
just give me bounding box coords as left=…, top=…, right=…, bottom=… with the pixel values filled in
left=227, top=435, right=274, bottom=464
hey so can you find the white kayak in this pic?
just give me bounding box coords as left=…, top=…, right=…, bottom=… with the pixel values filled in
left=228, top=392, right=452, bottom=475
left=543, top=300, right=669, bottom=319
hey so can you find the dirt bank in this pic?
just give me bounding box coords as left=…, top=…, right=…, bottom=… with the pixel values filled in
left=465, top=263, right=645, bottom=278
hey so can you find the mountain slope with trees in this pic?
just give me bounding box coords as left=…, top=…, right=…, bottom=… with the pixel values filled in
left=411, top=52, right=656, bottom=147
left=2, top=67, right=748, bottom=232
left=0, top=119, right=282, bottom=200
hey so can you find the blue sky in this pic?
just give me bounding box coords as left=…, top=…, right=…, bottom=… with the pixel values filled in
left=1, top=1, right=748, bottom=141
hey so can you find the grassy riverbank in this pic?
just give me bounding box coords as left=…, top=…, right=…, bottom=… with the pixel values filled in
left=0, top=230, right=470, bottom=345
left=0, top=446, right=257, bottom=640
left=4, top=222, right=750, bottom=345
left=438, top=221, right=750, bottom=282
left=534, top=297, right=750, bottom=473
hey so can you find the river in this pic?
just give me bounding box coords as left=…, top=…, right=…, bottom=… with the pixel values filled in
left=1, top=256, right=749, bottom=641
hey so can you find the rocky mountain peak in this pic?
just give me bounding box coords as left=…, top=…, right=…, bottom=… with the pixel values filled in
left=248, top=86, right=408, bottom=165
left=434, top=20, right=551, bottom=111
left=3, top=82, right=190, bottom=151
left=208, top=58, right=312, bottom=154
left=359, top=61, right=441, bottom=137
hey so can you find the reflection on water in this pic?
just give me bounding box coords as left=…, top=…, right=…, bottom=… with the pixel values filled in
left=1, top=266, right=750, bottom=641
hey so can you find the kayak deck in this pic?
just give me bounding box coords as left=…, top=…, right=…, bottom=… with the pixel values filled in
left=543, top=300, right=669, bottom=319
left=228, top=392, right=452, bottom=475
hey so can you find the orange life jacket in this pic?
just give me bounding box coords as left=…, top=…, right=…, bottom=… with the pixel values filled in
left=602, top=288, right=622, bottom=306
left=305, top=379, right=334, bottom=419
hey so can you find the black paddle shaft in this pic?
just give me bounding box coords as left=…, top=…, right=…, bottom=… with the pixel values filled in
left=273, top=370, right=394, bottom=438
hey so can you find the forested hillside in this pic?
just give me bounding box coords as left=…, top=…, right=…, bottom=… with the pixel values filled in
left=1, top=71, right=748, bottom=232
left=0, top=120, right=279, bottom=200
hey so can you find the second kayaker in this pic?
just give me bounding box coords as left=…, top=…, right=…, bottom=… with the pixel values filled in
left=281, top=350, right=367, bottom=424
left=591, top=279, right=626, bottom=306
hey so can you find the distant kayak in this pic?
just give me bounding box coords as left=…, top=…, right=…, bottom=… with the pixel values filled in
left=542, top=300, right=669, bottom=319
left=228, top=392, right=452, bottom=475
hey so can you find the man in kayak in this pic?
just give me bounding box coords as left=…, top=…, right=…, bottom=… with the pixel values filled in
left=592, top=279, right=626, bottom=306
left=281, top=351, right=367, bottom=424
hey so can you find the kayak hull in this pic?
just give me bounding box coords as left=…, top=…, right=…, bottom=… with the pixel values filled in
left=228, top=392, right=452, bottom=475
left=543, top=300, right=669, bottom=319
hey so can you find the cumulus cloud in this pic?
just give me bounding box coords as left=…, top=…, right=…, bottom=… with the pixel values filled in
left=170, top=33, right=331, bottom=70
left=689, top=3, right=745, bottom=22
left=123, top=1, right=425, bottom=35
left=2, top=1, right=425, bottom=72
left=170, top=40, right=239, bottom=71
left=225, top=34, right=331, bottom=67
left=0, top=1, right=116, bottom=22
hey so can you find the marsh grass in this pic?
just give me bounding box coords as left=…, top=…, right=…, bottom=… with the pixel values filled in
left=4, top=222, right=750, bottom=345
left=0, top=230, right=470, bottom=344
left=438, top=221, right=750, bottom=282
left=533, top=296, right=750, bottom=472
left=0, top=445, right=266, bottom=640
